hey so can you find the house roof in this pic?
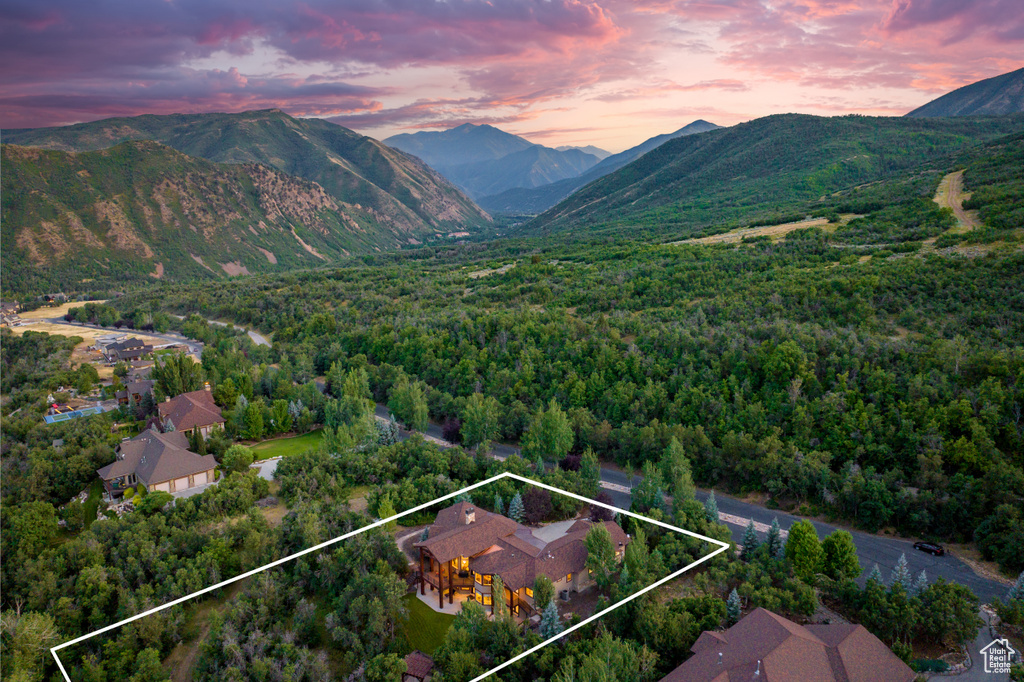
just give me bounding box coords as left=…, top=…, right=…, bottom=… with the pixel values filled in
left=157, top=389, right=224, bottom=432
left=416, top=503, right=630, bottom=592
left=404, top=650, right=434, bottom=679
left=660, top=608, right=916, bottom=682
left=97, top=429, right=217, bottom=486
left=116, top=379, right=155, bottom=400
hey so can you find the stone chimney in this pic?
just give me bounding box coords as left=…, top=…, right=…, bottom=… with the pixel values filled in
left=165, top=396, right=171, bottom=403
left=464, top=507, right=475, bottom=525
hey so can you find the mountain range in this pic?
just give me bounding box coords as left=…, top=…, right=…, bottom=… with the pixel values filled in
left=907, top=67, right=1024, bottom=117
left=384, top=124, right=604, bottom=201
left=2, top=109, right=490, bottom=245
left=477, top=119, right=721, bottom=214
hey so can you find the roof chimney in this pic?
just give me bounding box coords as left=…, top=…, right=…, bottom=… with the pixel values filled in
left=165, top=395, right=171, bottom=402
left=755, top=660, right=761, bottom=677
left=464, top=507, right=475, bottom=525
left=718, top=652, right=722, bottom=666
left=204, top=382, right=211, bottom=392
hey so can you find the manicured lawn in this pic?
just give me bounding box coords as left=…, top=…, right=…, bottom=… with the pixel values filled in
left=402, top=593, right=455, bottom=655
left=251, top=429, right=324, bottom=460
left=83, top=478, right=104, bottom=529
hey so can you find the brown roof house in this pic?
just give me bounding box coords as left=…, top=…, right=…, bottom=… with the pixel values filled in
left=415, top=502, right=629, bottom=617
left=659, top=607, right=915, bottom=682
left=403, top=650, right=434, bottom=682
left=158, top=385, right=225, bottom=438
left=115, top=379, right=155, bottom=406
left=97, top=429, right=217, bottom=499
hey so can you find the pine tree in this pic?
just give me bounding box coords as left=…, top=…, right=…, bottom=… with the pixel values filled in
left=1007, top=571, right=1023, bottom=602
left=378, top=493, right=397, bottom=532
left=420, top=527, right=429, bottom=542
left=508, top=492, right=525, bottom=523
left=454, top=492, right=473, bottom=504
left=162, top=416, right=176, bottom=433
left=540, top=601, right=563, bottom=639
left=704, top=491, right=719, bottom=523
left=891, top=553, right=912, bottom=592
left=727, top=588, right=741, bottom=624
left=766, top=517, right=783, bottom=558
left=491, top=575, right=509, bottom=620
left=618, top=564, right=631, bottom=592
left=740, top=520, right=760, bottom=561
left=913, top=570, right=928, bottom=596
left=535, top=455, right=545, bottom=473
left=867, top=563, right=884, bottom=586
left=494, top=493, right=504, bottom=516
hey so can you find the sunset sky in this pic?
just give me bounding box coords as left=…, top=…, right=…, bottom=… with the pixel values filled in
left=1, top=0, right=1021, bottom=152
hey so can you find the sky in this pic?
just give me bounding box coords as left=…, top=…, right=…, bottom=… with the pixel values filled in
left=1, top=0, right=1022, bottom=152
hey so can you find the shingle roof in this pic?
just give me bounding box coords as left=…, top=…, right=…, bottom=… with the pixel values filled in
left=404, top=650, right=434, bottom=679
left=417, top=503, right=630, bottom=591
left=115, top=379, right=155, bottom=401
left=97, top=429, right=217, bottom=486
left=660, top=608, right=916, bottom=682
left=157, top=389, right=224, bottom=432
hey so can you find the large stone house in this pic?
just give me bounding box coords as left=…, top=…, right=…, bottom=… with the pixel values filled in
left=659, top=607, right=915, bottom=682
left=415, top=501, right=629, bottom=617
left=97, top=429, right=217, bottom=498
left=157, top=386, right=225, bottom=438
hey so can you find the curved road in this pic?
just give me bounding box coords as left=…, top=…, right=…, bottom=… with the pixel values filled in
left=374, top=404, right=1009, bottom=605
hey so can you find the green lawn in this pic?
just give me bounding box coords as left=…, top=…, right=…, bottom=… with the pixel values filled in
left=251, top=429, right=324, bottom=460
left=83, top=478, right=104, bottom=529
left=402, top=593, right=455, bottom=655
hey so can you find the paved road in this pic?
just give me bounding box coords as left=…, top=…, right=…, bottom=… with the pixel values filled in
left=169, top=314, right=271, bottom=347
left=373, top=405, right=1008, bottom=605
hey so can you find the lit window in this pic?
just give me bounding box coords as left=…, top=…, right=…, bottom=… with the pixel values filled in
left=482, top=574, right=492, bottom=585
left=526, top=588, right=534, bottom=598
left=474, top=572, right=483, bottom=584
left=483, top=595, right=492, bottom=605
left=588, top=569, right=593, bottom=578
left=460, top=557, right=469, bottom=570
left=567, top=573, right=573, bottom=582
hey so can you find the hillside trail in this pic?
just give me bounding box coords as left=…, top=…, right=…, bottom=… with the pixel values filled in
left=924, top=170, right=981, bottom=250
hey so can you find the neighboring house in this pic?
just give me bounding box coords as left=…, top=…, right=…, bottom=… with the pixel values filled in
left=103, top=337, right=153, bottom=363
left=403, top=650, right=434, bottom=682
left=157, top=385, right=225, bottom=438
left=0, top=302, right=22, bottom=327
left=97, top=429, right=217, bottom=498
left=415, top=502, right=629, bottom=616
left=115, top=379, right=155, bottom=405
left=659, top=607, right=915, bottom=682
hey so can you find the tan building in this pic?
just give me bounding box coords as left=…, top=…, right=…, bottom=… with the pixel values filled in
left=659, top=607, right=915, bottom=682
left=157, top=386, right=225, bottom=438
left=415, top=501, right=629, bottom=617
left=98, top=429, right=217, bottom=498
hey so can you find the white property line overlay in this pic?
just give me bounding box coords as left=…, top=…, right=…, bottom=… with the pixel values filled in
left=50, top=472, right=730, bottom=682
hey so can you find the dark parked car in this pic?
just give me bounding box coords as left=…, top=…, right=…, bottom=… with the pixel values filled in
left=913, top=541, right=945, bottom=556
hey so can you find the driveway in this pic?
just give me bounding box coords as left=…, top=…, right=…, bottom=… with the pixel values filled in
left=251, top=459, right=280, bottom=481
left=171, top=481, right=218, bottom=500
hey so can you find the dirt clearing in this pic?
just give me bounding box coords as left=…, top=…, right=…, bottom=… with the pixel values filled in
left=932, top=170, right=980, bottom=232
left=671, top=215, right=857, bottom=246
left=18, top=300, right=107, bottom=321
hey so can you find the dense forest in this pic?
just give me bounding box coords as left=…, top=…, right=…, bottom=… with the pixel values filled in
left=92, top=135, right=1024, bottom=572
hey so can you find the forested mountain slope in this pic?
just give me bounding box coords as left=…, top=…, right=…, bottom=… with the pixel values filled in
left=1, top=141, right=392, bottom=293
left=3, top=109, right=491, bottom=249
left=520, top=114, right=1024, bottom=238
left=907, top=67, right=1024, bottom=117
